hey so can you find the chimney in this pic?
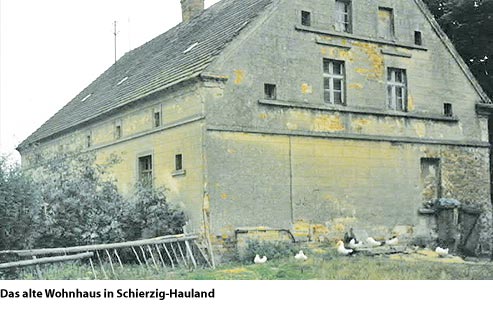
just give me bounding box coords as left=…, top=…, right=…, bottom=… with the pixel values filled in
left=180, top=0, right=204, bottom=23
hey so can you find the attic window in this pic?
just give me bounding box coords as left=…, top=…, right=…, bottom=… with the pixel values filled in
left=183, top=42, right=199, bottom=53
left=301, top=11, right=311, bottom=26
left=81, top=94, right=92, bottom=102
left=414, top=31, right=423, bottom=46
left=264, top=83, right=277, bottom=100
left=117, top=77, right=129, bottom=86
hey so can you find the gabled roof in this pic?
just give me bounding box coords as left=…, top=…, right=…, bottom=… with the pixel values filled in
left=18, top=0, right=273, bottom=150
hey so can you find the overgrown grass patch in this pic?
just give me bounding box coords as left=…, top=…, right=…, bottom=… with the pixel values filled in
left=11, top=247, right=493, bottom=280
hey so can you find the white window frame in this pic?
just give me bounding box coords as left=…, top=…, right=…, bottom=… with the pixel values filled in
left=323, top=59, right=345, bottom=105
left=335, top=0, right=352, bottom=33
left=387, top=68, right=407, bottom=111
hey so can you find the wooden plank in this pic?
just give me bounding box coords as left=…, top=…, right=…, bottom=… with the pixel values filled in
left=0, top=252, right=93, bottom=270
left=154, top=244, right=167, bottom=270
left=96, top=251, right=108, bottom=279
left=185, top=240, right=197, bottom=269
left=89, top=257, right=97, bottom=279
left=105, top=249, right=116, bottom=278
left=132, top=247, right=143, bottom=266
left=1, top=234, right=198, bottom=257
left=147, top=245, right=159, bottom=270
left=162, top=243, right=175, bottom=269
left=113, top=249, right=124, bottom=269
left=176, top=242, right=188, bottom=268
left=194, top=241, right=212, bottom=268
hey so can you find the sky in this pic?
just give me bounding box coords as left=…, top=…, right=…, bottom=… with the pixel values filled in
left=0, top=0, right=220, bottom=160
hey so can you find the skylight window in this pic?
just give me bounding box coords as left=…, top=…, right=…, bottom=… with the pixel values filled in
left=183, top=42, right=199, bottom=54
left=117, top=76, right=129, bottom=86
left=81, top=94, right=92, bottom=102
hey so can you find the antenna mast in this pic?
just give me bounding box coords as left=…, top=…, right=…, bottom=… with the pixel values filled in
left=113, top=21, right=118, bottom=64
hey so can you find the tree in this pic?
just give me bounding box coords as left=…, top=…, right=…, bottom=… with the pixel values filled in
left=423, top=0, right=493, bottom=98
left=33, top=152, right=126, bottom=248
left=0, top=155, right=41, bottom=250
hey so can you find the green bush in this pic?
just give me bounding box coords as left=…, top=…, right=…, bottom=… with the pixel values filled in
left=0, top=152, right=186, bottom=253
left=121, top=182, right=186, bottom=241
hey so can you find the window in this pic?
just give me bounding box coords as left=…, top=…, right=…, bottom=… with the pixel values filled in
left=175, top=154, right=183, bottom=171
left=323, top=59, right=345, bottom=105
left=115, top=125, right=122, bottom=139
left=86, top=134, right=92, bottom=148
left=444, top=103, right=453, bottom=117
left=387, top=68, right=407, bottom=111
left=414, top=31, right=423, bottom=46
left=378, top=7, right=394, bottom=39
left=264, top=83, right=277, bottom=100
left=138, top=155, right=153, bottom=186
left=154, top=111, right=161, bottom=128
left=301, top=11, right=311, bottom=26
left=335, top=0, right=352, bottom=33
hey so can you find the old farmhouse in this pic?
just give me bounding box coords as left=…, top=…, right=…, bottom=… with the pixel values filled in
left=18, top=0, right=493, bottom=254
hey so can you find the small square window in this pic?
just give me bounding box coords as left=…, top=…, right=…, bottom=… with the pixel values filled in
left=115, top=125, right=122, bottom=139
left=264, top=83, right=277, bottom=100
left=414, top=31, right=423, bottom=46
left=175, top=154, right=183, bottom=171
left=154, top=111, right=161, bottom=128
left=444, top=103, right=453, bottom=117
left=301, top=11, right=311, bottom=26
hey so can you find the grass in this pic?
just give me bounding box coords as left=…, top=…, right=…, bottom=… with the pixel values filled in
left=10, top=245, right=493, bottom=280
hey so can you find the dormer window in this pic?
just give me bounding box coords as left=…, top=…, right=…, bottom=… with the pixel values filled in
left=335, top=0, right=352, bottom=33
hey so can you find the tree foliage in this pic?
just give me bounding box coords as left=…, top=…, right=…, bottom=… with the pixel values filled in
left=423, top=0, right=493, bottom=98
left=0, top=156, right=41, bottom=250
left=0, top=153, right=186, bottom=251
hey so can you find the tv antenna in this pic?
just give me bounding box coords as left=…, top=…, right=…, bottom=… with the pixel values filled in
left=113, top=21, right=118, bottom=64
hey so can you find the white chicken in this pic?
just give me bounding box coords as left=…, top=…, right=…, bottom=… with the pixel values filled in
left=295, top=250, right=308, bottom=261
left=337, top=240, right=354, bottom=255
left=254, top=254, right=267, bottom=264
left=435, top=247, right=449, bottom=257
left=385, top=237, right=399, bottom=246
left=366, top=237, right=382, bottom=247
left=348, top=238, right=364, bottom=249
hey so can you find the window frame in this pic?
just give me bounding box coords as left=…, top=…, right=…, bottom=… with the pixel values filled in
left=387, top=68, right=407, bottom=112
left=264, top=83, right=277, bottom=100
left=323, top=59, right=346, bottom=105
left=154, top=111, right=161, bottom=128
left=378, top=7, right=395, bottom=40
left=138, top=154, right=153, bottom=186
left=335, top=0, right=352, bottom=33
left=301, top=10, right=311, bottom=27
